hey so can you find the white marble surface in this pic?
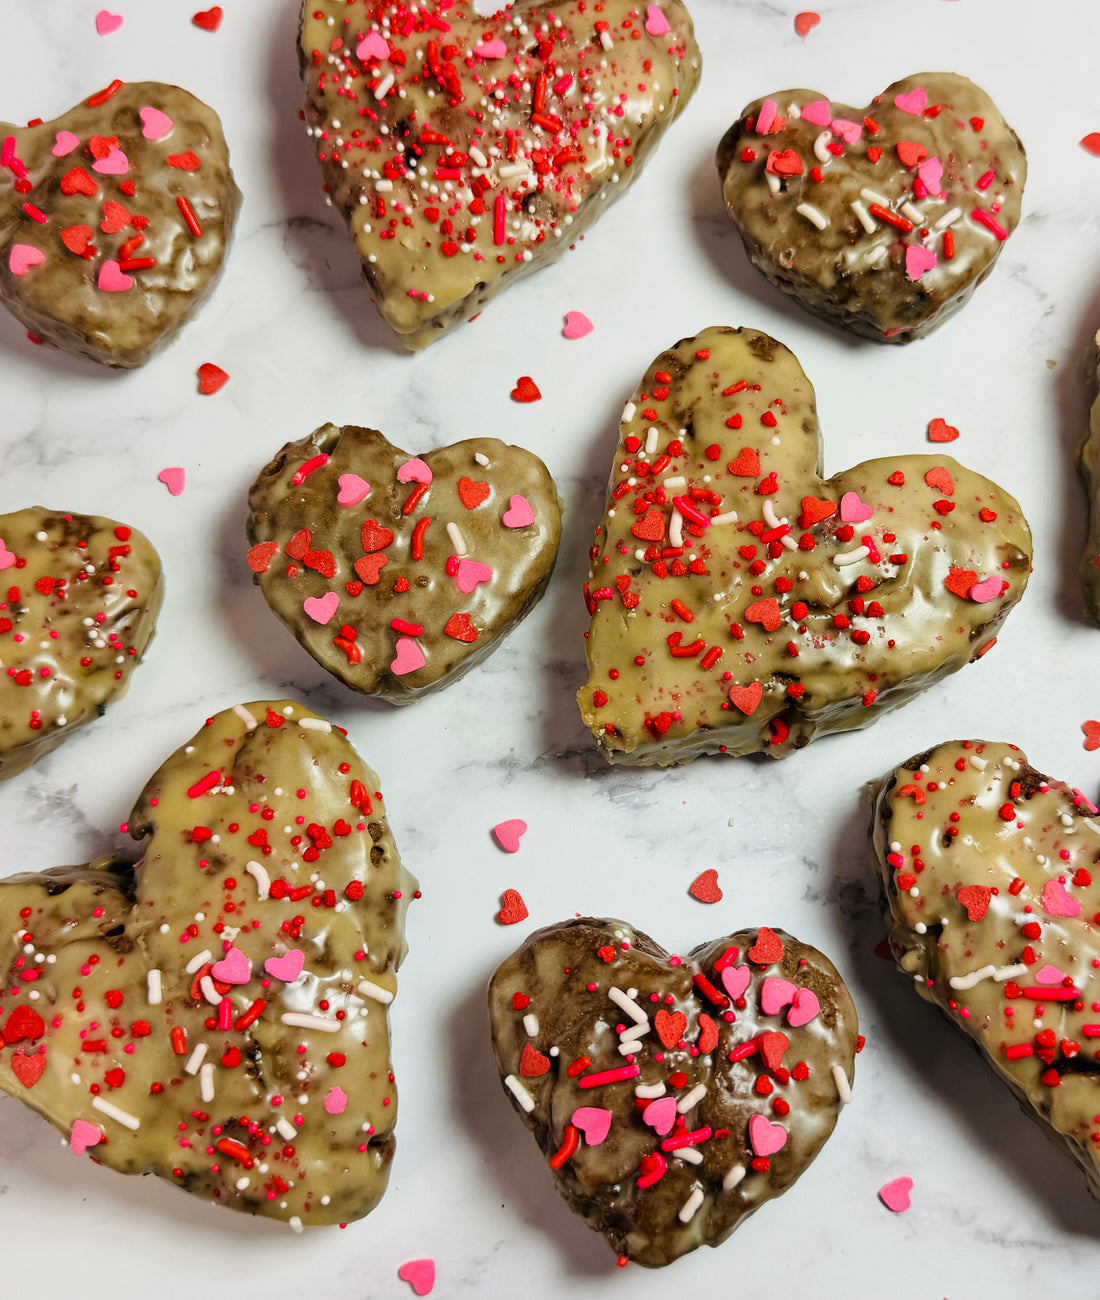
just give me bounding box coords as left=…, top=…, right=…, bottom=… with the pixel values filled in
left=3, top=0, right=1100, bottom=1294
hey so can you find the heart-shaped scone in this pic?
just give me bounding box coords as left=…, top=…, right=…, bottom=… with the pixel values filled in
left=871, top=740, right=1100, bottom=1202
left=247, top=424, right=562, bottom=702
left=298, top=0, right=700, bottom=349
left=0, top=699, right=417, bottom=1227
left=716, top=73, right=1026, bottom=342
left=577, top=326, right=1032, bottom=765
left=488, top=918, right=857, bottom=1267
left=0, top=81, right=240, bottom=367
left=0, top=507, right=162, bottom=781
left=1076, top=330, right=1100, bottom=623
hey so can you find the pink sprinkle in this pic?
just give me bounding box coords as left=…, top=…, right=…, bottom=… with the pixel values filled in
left=756, top=99, right=778, bottom=135
left=324, top=1085, right=348, bottom=1115
left=971, top=208, right=1009, bottom=241
left=976, top=170, right=995, bottom=190
left=21, top=204, right=47, bottom=224
left=494, top=193, right=506, bottom=245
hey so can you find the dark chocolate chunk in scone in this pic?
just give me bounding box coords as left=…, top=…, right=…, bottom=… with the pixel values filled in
left=488, top=918, right=857, bottom=1267
left=247, top=424, right=562, bottom=702
left=717, top=73, right=1026, bottom=342
left=0, top=80, right=240, bottom=367
left=0, top=507, right=162, bottom=781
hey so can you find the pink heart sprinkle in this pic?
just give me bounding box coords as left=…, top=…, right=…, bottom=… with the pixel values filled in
left=0, top=541, right=14, bottom=571
left=644, top=4, right=670, bottom=35
left=303, top=591, right=339, bottom=625
left=760, top=976, right=798, bottom=1016
left=95, top=9, right=123, bottom=35
left=571, top=1106, right=613, bottom=1145
left=93, top=147, right=129, bottom=175
left=8, top=244, right=44, bottom=277
left=211, top=946, right=251, bottom=984
left=563, top=310, right=594, bottom=340
left=52, top=130, right=80, bottom=157
left=917, top=156, right=943, bottom=197
left=396, top=457, right=433, bottom=485
left=800, top=100, right=832, bottom=127
left=264, top=949, right=305, bottom=982
left=641, top=1096, right=676, bottom=1136
left=905, top=245, right=937, bottom=282
left=337, top=473, right=371, bottom=507
left=830, top=118, right=862, bottom=144
left=324, top=1085, right=347, bottom=1116
left=97, top=259, right=133, bottom=293
left=139, top=106, right=174, bottom=140
left=357, top=30, right=389, bottom=60
left=787, top=986, right=821, bottom=1027
left=473, top=38, right=507, bottom=58
left=502, top=495, right=535, bottom=528
left=1035, top=963, right=1067, bottom=986
left=879, top=1176, right=913, bottom=1213
left=839, top=490, right=873, bottom=524
left=968, top=575, right=1002, bottom=604
left=398, top=1260, right=436, bottom=1297
left=157, top=467, right=186, bottom=496
left=748, top=1112, right=787, bottom=1157
left=70, top=1118, right=104, bottom=1156
left=391, top=635, right=426, bottom=676
left=1042, top=880, right=1081, bottom=918
left=492, top=819, right=527, bottom=853
left=755, top=99, right=778, bottom=135
left=454, top=558, right=492, bottom=594
left=893, top=87, right=927, bottom=116
left=721, top=964, right=751, bottom=1001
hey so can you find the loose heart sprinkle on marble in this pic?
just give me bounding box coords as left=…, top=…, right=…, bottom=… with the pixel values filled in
left=397, top=1260, right=436, bottom=1297
left=496, top=889, right=529, bottom=925
left=492, top=819, right=527, bottom=853
left=563, top=311, right=594, bottom=340
left=1081, top=133, right=1100, bottom=156
left=689, top=869, right=722, bottom=903
left=794, top=10, right=820, bottom=35
left=192, top=5, right=223, bottom=30
left=1083, top=721, right=1100, bottom=751
left=95, top=10, right=124, bottom=36
left=928, top=417, right=959, bottom=443
left=157, top=467, right=186, bottom=496
left=511, top=376, right=542, bottom=403
left=197, top=362, right=229, bottom=394
left=490, top=919, right=857, bottom=1265
left=878, top=1177, right=913, bottom=1213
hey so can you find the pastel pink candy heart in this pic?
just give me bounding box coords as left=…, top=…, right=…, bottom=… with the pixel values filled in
left=337, top=473, right=371, bottom=506
left=917, top=156, right=943, bottom=197
left=0, top=541, right=14, bottom=571
left=396, top=457, right=432, bottom=485
left=264, top=949, right=305, bottom=982
left=830, top=118, right=862, bottom=144
left=905, top=245, right=937, bottom=282
left=324, top=1085, right=347, bottom=1115
left=879, top=1176, right=913, bottom=1213
left=787, top=986, right=821, bottom=1027
left=760, top=976, right=798, bottom=1015
left=641, top=1096, right=676, bottom=1136
left=968, top=575, right=1002, bottom=604
left=157, top=466, right=186, bottom=496
left=1042, top=879, right=1081, bottom=918
left=721, top=964, right=751, bottom=1000
left=357, top=30, right=390, bottom=60
left=571, top=1106, right=613, bottom=1145
left=70, top=1118, right=104, bottom=1156
left=492, top=819, right=527, bottom=853
left=211, top=946, right=251, bottom=984
left=800, top=100, right=832, bottom=127
left=644, top=4, right=670, bottom=35
left=894, top=87, right=927, bottom=116
left=92, top=147, right=129, bottom=175
left=748, top=1112, right=788, bottom=1157
left=397, top=1260, right=436, bottom=1297
left=454, top=558, right=492, bottom=594
left=140, top=106, right=174, bottom=141
left=8, top=244, right=44, bottom=277
left=502, top=495, right=535, bottom=529
left=95, top=9, right=123, bottom=35
left=51, top=130, right=80, bottom=157
left=303, top=591, right=339, bottom=625
left=839, top=490, right=873, bottom=524
left=1034, top=963, right=1067, bottom=986
left=563, top=310, right=594, bottom=340
left=97, top=259, right=133, bottom=293
left=473, top=39, right=507, bottom=58
left=391, top=635, right=427, bottom=675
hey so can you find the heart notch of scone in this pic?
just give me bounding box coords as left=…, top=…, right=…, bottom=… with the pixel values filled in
left=488, top=918, right=857, bottom=1267
left=578, top=325, right=1032, bottom=765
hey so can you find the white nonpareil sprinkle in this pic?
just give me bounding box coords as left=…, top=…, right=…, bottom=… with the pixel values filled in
left=276, top=1118, right=298, bottom=1142
left=200, top=1062, right=215, bottom=1103
left=246, top=860, right=271, bottom=900
left=282, top=1012, right=342, bottom=1032
left=357, top=978, right=393, bottom=1005
left=523, top=1013, right=539, bottom=1037
left=608, top=986, right=649, bottom=1025
left=677, top=1083, right=707, bottom=1114
left=298, top=717, right=332, bottom=733
left=288, top=1217, right=304, bottom=1235
left=446, top=522, right=468, bottom=556
left=146, top=970, right=162, bottom=1005
left=185, top=949, right=213, bottom=975
left=504, top=1074, right=536, bottom=1113
left=723, top=1164, right=746, bottom=1191
left=678, top=1187, right=705, bottom=1223
left=233, top=704, right=258, bottom=730
left=796, top=202, right=829, bottom=230
left=832, top=1064, right=852, bottom=1104
left=92, top=1096, right=141, bottom=1130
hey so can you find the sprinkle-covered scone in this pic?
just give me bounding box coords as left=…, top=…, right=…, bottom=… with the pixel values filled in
left=716, top=73, right=1026, bottom=342
left=871, top=741, right=1100, bottom=1201
left=0, top=81, right=240, bottom=367
left=1076, top=331, right=1100, bottom=623
left=247, top=424, right=562, bottom=702
left=0, top=507, right=162, bottom=781
left=0, top=700, right=416, bottom=1227
left=298, top=0, right=700, bottom=349
left=578, top=327, right=1032, bottom=765
left=488, top=918, right=857, bottom=1268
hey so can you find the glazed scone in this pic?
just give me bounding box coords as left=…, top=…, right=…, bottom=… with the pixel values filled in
left=0, top=701, right=417, bottom=1227
left=0, top=507, right=162, bottom=780
left=0, top=81, right=240, bottom=367
left=871, top=740, right=1100, bottom=1203
left=299, top=0, right=700, bottom=348
left=717, top=73, right=1026, bottom=342
left=247, top=424, right=562, bottom=702
left=578, top=326, right=1033, bottom=765
left=1076, top=330, right=1100, bottom=623
left=489, top=918, right=857, bottom=1267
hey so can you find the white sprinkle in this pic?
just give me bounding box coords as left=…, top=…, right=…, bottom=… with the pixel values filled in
left=812, top=130, right=832, bottom=164
left=765, top=171, right=781, bottom=194
left=609, top=986, right=648, bottom=1025
left=832, top=546, right=870, bottom=567
left=235, top=1177, right=250, bottom=1191
left=676, top=1146, right=703, bottom=1165
left=469, top=145, right=488, bottom=167
left=669, top=507, right=684, bottom=548
left=832, top=1064, right=852, bottom=1104
left=200, top=1062, right=215, bottom=1103
left=677, top=1083, right=707, bottom=1114
left=678, top=1187, right=705, bottom=1223
left=621, top=401, right=637, bottom=423
left=914, top=922, right=927, bottom=935
left=969, top=755, right=988, bottom=771
left=446, top=522, right=468, bottom=556
left=281, top=1012, right=342, bottom=1032
left=288, top=1217, right=303, bottom=1235
left=723, top=1164, right=746, bottom=1191
left=598, top=28, right=612, bottom=49
left=762, top=499, right=784, bottom=530
left=709, top=510, right=738, bottom=526
left=276, top=1118, right=298, bottom=1142
left=246, top=860, right=271, bottom=900
left=233, top=704, right=258, bottom=730
left=865, top=244, right=889, bottom=267
left=185, top=949, right=213, bottom=975
left=92, top=1097, right=141, bottom=1130
left=645, top=426, right=659, bottom=455
left=374, top=178, right=393, bottom=192
left=498, top=162, right=528, bottom=179
left=995, top=962, right=1030, bottom=982
left=796, top=202, right=829, bottom=230
left=949, top=964, right=998, bottom=991
left=635, top=1081, right=666, bottom=1099
left=199, top=975, right=222, bottom=1006
left=860, top=186, right=891, bottom=208
left=850, top=199, right=876, bottom=233
left=662, top=475, right=687, bottom=488
left=523, top=1013, right=539, bottom=1037
left=357, top=978, right=393, bottom=1005
left=934, top=206, right=962, bottom=231
left=474, top=452, right=490, bottom=467
left=901, top=201, right=924, bottom=224
left=146, top=970, right=162, bottom=1005
left=184, top=1042, right=208, bottom=1075
left=780, top=534, right=799, bottom=550
left=374, top=72, right=395, bottom=100
left=298, top=717, right=332, bottom=733
left=504, top=1073, right=536, bottom=1113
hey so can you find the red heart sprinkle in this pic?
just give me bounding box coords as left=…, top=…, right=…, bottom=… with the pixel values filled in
left=60, top=224, right=94, bottom=255
left=353, top=553, right=388, bottom=586
left=631, top=509, right=665, bottom=542
left=896, top=141, right=928, bottom=169
left=943, top=566, right=977, bottom=599
left=597, top=945, right=616, bottom=963
left=799, top=495, right=836, bottom=526
left=246, top=541, right=279, bottom=573
left=1080, top=133, right=1100, bottom=156
left=728, top=681, right=763, bottom=715
left=519, top=1043, right=550, bottom=1077
left=512, top=992, right=530, bottom=1010
left=927, top=417, right=959, bottom=443
left=747, top=927, right=784, bottom=965
left=193, top=5, right=223, bottom=29
left=360, top=519, right=396, bottom=553
left=744, top=598, right=782, bottom=631
left=87, top=134, right=118, bottom=161
left=794, top=10, right=820, bottom=36
left=887, top=470, right=905, bottom=486
left=167, top=151, right=201, bottom=171
left=60, top=166, right=97, bottom=196
left=757, top=1030, right=790, bottom=1072
left=924, top=466, right=954, bottom=496
left=689, top=869, right=722, bottom=903
left=866, top=146, right=883, bottom=163
left=457, top=477, right=490, bottom=509
left=197, top=362, right=229, bottom=395
left=697, top=1013, right=719, bottom=1054
left=10, top=1051, right=46, bottom=1089
left=511, top=376, right=541, bottom=402
left=956, top=885, right=993, bottom=922
left=654, top=1009, right=687, bottom=1049
left=1084, top=721, right=1100, bottom=751
left=99, top=199, right=131, bottom=233
left=728, top=448, right=761, bottom=477
left=3, top=1005, right=45, bottom=1044
left=444, top=612, right=478, bottom=643
left=496, top=888, right=529, bottom=925
left=345, top=580, right=364, bottom=596
left=766, top=148, right=804, bottom=177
